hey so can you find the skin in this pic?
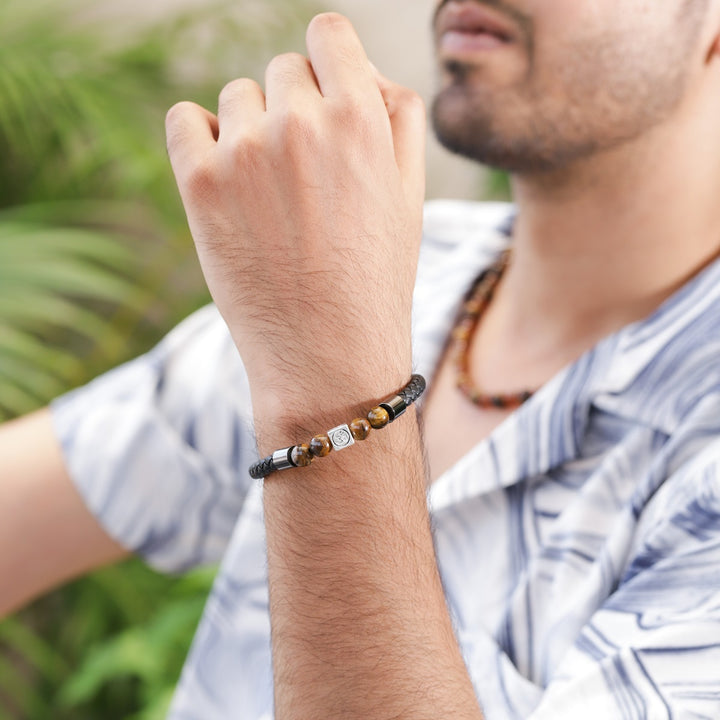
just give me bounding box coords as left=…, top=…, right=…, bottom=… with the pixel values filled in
left=432, top=0, right=709, bottom=172
left=0, top=410, right=127, bottom=617
left=166, top=14, right=482, bottom=718
left=425, top=0, right=720, bottom=477
left=3, top=1, right=720, bottom=718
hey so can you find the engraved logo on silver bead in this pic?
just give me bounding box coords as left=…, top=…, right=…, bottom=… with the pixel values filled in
left=328, top=424, right=355, bottom=451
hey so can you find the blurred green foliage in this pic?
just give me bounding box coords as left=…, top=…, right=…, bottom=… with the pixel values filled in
left=0, top=564, right=216, bottom=719
left=485, top=169, right=512, bottom=201
left=0, top=0, right=319, bottom=420
left=0, top=0, right=316, bottom=716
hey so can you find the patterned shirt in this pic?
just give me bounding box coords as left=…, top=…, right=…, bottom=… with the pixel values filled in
left=52, top=201, right=720, bottom=719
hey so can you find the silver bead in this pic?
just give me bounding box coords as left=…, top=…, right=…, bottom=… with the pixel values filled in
left=272, top=447, right=296, bottom=471
left=327, top=424, right=355, bottom=451
left=380, top=395, right=407, bottom=422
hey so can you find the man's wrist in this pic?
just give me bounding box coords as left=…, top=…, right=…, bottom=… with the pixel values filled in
left=249, top=363, right=414, bottom=452
left=250, top=374, right=426, bottom=480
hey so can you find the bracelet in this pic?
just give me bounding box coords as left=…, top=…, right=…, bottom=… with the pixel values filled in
left=249, top=374, right=426, bottom=479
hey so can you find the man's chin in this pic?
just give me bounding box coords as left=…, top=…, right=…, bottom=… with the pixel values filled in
left=431, top=91, right=586, bottom=175
left=430, top=90, right=507, bottom=168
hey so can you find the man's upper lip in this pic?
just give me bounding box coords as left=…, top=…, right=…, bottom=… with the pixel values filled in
left=436, top=2, right=515, bottom=42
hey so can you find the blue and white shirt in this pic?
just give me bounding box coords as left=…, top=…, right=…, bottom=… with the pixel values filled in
left=52, top=201, right=720, bottom=719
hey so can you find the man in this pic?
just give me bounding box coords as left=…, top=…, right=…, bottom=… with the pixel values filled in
left=2, top=0, right=720, bottom=717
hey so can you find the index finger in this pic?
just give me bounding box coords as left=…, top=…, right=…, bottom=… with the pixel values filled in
left=305, top=13, right=382, bottom=102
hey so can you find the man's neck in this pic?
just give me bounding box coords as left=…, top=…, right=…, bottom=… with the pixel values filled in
left=475, top=92, right=720, bottom=393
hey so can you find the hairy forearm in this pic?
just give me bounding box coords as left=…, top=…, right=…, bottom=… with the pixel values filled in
left=260, top=406, right=484, bottom=720
left=164, top=9, right=473, bottom=717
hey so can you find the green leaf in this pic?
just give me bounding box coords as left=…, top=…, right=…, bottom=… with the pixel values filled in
left=131, top=686, right=176, bottom=720
left=0, top=296, right=125, bottom=341
left=0, top=354, right=66, bottom=399
left=0, top=617, right=68, bottom=681
left=0, top=381, right=48, bottom=420
left=57, top=632, right=164, bottom=707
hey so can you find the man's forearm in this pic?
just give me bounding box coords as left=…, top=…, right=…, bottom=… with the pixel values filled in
left=260, top=406, right=484, bottom=720
left=0, top=409, right=127, bottom=617
left=163, top=10, right=477, bottom=717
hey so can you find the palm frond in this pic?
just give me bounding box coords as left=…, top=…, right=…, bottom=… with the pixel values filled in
left=0, top=217, right=149, bottom=419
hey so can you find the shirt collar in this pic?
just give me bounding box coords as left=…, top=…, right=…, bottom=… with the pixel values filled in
left=418, top=202, right=720, bottom=509
left=588, top=251, right=720, bottom=435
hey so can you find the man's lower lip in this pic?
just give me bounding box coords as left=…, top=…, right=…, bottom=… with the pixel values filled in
left=439, top=30, right=508, bottom=55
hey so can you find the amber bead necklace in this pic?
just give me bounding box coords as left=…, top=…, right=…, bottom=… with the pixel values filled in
left=452, top=248, right=534, bottom=410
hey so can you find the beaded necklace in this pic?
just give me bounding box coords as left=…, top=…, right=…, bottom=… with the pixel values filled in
left=452, top=249, right=534, bottom=409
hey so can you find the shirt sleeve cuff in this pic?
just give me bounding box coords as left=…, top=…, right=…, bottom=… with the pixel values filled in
left=50, top=305, right=258, bottom=573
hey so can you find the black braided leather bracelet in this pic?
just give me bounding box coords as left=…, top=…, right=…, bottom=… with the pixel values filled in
left=249, top=374, right=426, bottom=479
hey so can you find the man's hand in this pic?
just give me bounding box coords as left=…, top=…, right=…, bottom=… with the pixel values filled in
left=167, top=14, right=483, bottom=720
left=166, top=13, right=426, bottom=425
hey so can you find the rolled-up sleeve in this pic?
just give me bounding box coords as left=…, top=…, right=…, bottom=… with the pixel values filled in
left=51, top=304, right=257, bottom=573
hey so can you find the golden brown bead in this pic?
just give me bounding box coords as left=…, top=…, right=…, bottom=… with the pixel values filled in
left=349, top=417, right=371, bottom=441
left=464, top=299, right=482, bottom=315
left=309, top=435, right=332, bottom=457
left=448, top=250, right=535, bottom=410
left=452, top=325, right=470, bottom=342
left=367, top=406, right=390, bottom=429
left=291, top=444, right=313, bottom=467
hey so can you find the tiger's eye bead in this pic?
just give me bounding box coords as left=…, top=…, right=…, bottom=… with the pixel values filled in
left=349, top=417, right=371, bottom=441
left=452, top=324, right=471, bottom=342
left=367, top=406, right=390, bottom=429
left=291, top=444, right=313, bottom=467
left=309, top=435, right=332, bottom=457
left=464, top=299, right=482, bottom=315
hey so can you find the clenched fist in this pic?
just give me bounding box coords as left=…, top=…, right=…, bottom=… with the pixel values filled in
left=166, top=13, right=426, bottom=428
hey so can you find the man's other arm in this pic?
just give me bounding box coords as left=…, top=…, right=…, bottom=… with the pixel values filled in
left=0, top=409, right=127, bottom=617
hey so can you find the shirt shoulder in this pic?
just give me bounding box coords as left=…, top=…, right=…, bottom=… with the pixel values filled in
left=51, top=304, right=255, bottom=572
left=623, top=435, right=720, bottom=583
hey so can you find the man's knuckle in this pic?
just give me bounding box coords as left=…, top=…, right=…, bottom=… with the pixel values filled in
left=267, top=52, right=306, bottom=75
left=308, top=12, right=349, bottom=35
left=278, top=109, right=317, bottom=147
left=230, top=131, right=264, bottom=165
left=218, top=78, right=253, bottom=106
left=185, top=158, right=216, bottom=197
left=165, top=102, right=193, bottom=149
left=218, top=80, right=237, bottom=105
left=400, top=88, right=424, bottom=111
left=165, top=101, right=188, bottom=129
left=331, top=98, right=376, bottom=134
